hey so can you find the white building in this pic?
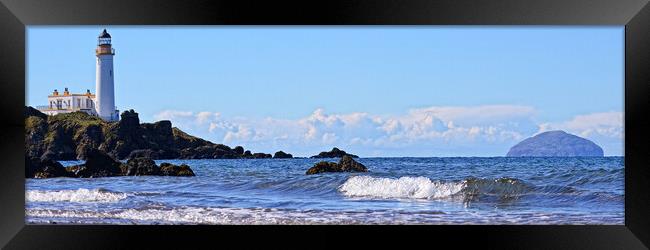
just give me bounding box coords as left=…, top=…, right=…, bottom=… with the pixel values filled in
left=39, top=88, right=98, bottom=116
left=37, top=29, right=119, bottom=121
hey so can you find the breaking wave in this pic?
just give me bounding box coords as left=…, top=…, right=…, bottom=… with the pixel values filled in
left=338, top=176, right=465, bottom=199
left=338, top=176, right=532, bottom=200
left=26, top=188, right=128, bottom=203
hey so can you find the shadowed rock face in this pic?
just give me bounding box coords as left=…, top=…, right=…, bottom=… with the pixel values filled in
left=25, top=148, right=196, bottom=178
left=310, top=147, right=359, bottom=158
left=306, top=155, right=368, bottom=175
left=67, top=149, right=123, bottom=178
left=251, top=153, right=272, bottom=159
left=306, top=162, right=339, bottom=175
left=25, top=155, right=71, bottom=178
left=122, top=157, right=160, bottom=176
left=506, top=130, right=604, bottom=157
left=159, top=163, right=195, bottom=177
left=273, top=151, right=293, bottom=158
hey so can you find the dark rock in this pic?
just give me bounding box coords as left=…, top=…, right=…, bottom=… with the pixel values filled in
left=36, top=159, right=70, bottom=178
left=306, top=155, right=367, bottom=175
left=27, top=148, right=197, bottom=178
left=337, top=155, right=368, bottom=172
left=310, top=147, right=359, bottom=158
left=74, top=124, right=104, bottom=160
left=172, top=127, right=213, bottom=149
left=25, top=114, right=48, bottom=159
left=273, top=151, right=293, bottom=158
left=43, top=125, right=77, bottom=160
left=122, top=157, right=160, bottom=176
left=140, top=120, right=176, bottom=154
left=25, top=155, right=70, bottom=178
left=126, top=149, right=179, bottom=159
left=233, top=146, right=245, bottom=155
left=25, top=106, right=48, bottom=120
left=24, top=106, right=280, bottom=162
left=506, top=130, right=604, bottom=157
left=25, top=156, right=39, bottom=178
left=69, top=149, right=123, bottom=177
left=252, top=153, right=272, bottom=159
left=178, top=144, right=239, bottom=159
left=127, top=149, right=161, bottom=159
left=40, top=150, right=57, bottom=162
left=120, top=109, right=140, bottom=127
left=159, top=163, right=195, bottom=176
left=102, top=110, right=145, bottom=159
left=305, top=161, right=340, bottom=175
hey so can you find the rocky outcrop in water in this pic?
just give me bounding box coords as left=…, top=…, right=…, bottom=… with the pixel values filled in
left=506, top=130, right=604, bottom=157
left=251, top=153, right=273, bottom=159
left=159, top=162, right=195, bottom=176
left=67, top=148, right=124, bottom=177
left=25, top=155, right=71, bottom=178
left=310, top=147, right=359, bottom=158
left=25, top=148, right=196, bottom=178
left=122, top=157, right=160, bottom=176
left=273, top=151, right=293, bottom=158
left=24, top=106, right=285, bottom=161
left=306, top=155, right=368, bottom=175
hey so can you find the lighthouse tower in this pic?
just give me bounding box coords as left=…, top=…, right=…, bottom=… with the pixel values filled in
left=95, top=29, right=118, bottom=121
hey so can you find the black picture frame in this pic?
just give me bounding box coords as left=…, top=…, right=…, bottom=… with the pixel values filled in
left=1, top=0, right=648, bottom=249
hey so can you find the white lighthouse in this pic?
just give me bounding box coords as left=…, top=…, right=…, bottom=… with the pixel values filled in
left=37, top=29, right=119, bottom=120
left=95, top=29, right=119, bottom=121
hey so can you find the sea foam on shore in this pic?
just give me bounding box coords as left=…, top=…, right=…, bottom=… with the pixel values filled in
left=26, top=188, right=128, bottom=203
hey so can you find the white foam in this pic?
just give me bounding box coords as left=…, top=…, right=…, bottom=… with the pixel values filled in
left=26, top=207, right=364, bottom=225
left=338, top=176, right=465, bottom=200
left=25, top=206, right=623, bottom=225
left=26, top=189, right=127, bottom=203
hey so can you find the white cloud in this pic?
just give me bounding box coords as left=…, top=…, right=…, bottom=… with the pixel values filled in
left=153, top=106, right=623, bottom=157
left=154, top=110, right=194, bottom=121
left=539, top=111, right=623, bottom=138
left=538, top=111, right=623, bottom=155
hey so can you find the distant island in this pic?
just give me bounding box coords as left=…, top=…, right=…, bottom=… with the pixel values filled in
left=507, top=130, right=604, bottom=157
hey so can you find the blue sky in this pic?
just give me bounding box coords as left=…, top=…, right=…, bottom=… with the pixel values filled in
left=27, top=26, right=624, bottom=157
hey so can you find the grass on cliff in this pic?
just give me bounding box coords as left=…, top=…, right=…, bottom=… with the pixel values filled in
left=25, top=116, right=46, bottom=132
left=172, top=127, right=213, bottom=145
left=47, top=112, right=106, bottom=127
left=43, top=112, right=108, bottom=143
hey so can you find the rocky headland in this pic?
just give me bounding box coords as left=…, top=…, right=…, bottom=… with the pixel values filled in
left=25, top=106, right=286, bottom=161
left=25, top=106, right=372, bottom=178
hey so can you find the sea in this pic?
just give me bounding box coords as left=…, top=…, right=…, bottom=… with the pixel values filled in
left=25, top=157, right=624, bottom=225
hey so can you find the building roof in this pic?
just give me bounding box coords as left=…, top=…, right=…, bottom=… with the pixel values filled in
left=99, top=29, right=111, bottom=38
left=48, top=93, right=95, bottom=98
